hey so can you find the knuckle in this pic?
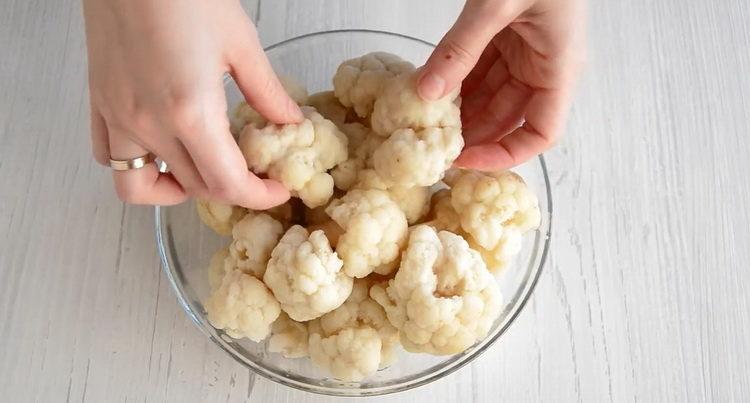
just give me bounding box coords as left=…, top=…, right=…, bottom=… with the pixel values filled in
left=166, top=97, right=207, bottom=134
left=259, top=77, right=281, bottom=99
left=208, top=181, right=238, bottom=203
left=472, top=0, right=512, bottom=20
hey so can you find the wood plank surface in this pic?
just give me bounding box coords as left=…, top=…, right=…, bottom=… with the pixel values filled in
left=0, top=0, right=749, bottom=401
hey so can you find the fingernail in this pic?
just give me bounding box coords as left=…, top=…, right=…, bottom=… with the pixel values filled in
left=418, top=72, right=445, bottom=101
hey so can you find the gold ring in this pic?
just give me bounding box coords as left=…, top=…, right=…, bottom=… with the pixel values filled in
left=109, top=153, right=156, bottom=171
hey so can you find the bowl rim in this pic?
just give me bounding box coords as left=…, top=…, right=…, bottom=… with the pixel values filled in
left=154, top=28, right=553, bottom=397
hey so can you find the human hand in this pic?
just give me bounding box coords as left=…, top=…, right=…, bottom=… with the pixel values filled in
left=84, top=0, right=302, bottom=209
left=418, top=0, right=585, bottom=170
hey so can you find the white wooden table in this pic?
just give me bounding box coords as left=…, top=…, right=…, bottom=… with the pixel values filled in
left=2, top=0, right=749, bottom=401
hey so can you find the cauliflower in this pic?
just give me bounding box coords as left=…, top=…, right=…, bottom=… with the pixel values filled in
left=196, top=199, right=247, bottom=236
left=239, top=106, right=348, bottom=208
left=205, top=269, right=281, bottom=341
left=268, top=312, right=309, bottom=358
left=196, top=198, right=294, bottom=235
left=353, top=169, right=430, bottom=224
left=230, top=75, right=309, bottom=134
left=316, top=279, right=399, bottom=368
left=308, top=327, right=381, bottom=382
left=306, top=91, right=349, bottom=126
left=326, top=189, right=408, bottom=278
left=208, top=246, right=232, bottom=291
left=371, top=71, right=461, bottom=136
left=229, top=213, right=284, bottom=278
left=426, top=176, right=535, bottom=273
left=466, top=228, right=524, bottom=273
left=424, top=189, right=461, bottom=232
left=446, top=170, right=541, bottom=251
left=331, top=123, right=384, bottom=191
left=369, top=225, right=502, bottom=355
left=372, top=126, right=463, bottom=188
left=263, top=225, right=352, bottom=321
left=230, top=102, right=266, bottom=135
left=333, top=52, right=415, bottom=118
left=307, top=220, right=344, bottom=248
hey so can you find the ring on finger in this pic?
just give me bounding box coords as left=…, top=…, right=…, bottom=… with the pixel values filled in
left=109, top=152, right=156, bottom=171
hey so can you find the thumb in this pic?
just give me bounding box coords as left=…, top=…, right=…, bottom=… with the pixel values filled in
left=229, top=25, right=304, bottom=125
left=418, top=3, right=516, bottom=101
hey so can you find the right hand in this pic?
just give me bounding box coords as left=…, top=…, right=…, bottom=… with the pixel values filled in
left=84, top=0, right=301, bottom=209
left=417, top=0, right=585, bottom=171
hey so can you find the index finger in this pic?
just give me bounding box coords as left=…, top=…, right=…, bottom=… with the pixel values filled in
left=176, top=99, right=290, bottom=210
left=228, top=23, right=303, bottom=125
left=455, top=87, right=572, bottom=170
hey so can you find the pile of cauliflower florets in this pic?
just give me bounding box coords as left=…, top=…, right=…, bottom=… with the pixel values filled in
left=199, top=52, right=541, bottom=382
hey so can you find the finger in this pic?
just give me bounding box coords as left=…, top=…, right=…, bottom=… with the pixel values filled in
left=150, top=136, right=209, bottom=197
left=178, top=110, right=291, bottom=210
left=228, top=24, right=303, bottom=125
left=108, top=130, right=187, bottom=205
left=461, top=43, right=500, bottom=97
left=460, top=58, right=511, bottom=124
left=90, top=104, right=110, bottom=165
left=417, top=3, right=517, bottom=100
left=462, top=77, right=533, bottom=146
left=455, top=87, right=572, bottom=170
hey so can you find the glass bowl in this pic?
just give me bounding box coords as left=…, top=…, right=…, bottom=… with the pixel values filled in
left=155, top=29, right=552, bottom=397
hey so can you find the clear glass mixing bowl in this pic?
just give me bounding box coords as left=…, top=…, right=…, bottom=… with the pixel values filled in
left=155, top=29, right=552, bottom=397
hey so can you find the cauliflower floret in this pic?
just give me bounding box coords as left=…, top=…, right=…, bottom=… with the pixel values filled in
left=307, top=220, right=344, bottom=248
left=353, top=169, right=430, bottom=224
left=371, top=71, right=461, bottom=136
left=333, top=52, right=415, bottom=118
left=208, top=246, right=232, bottom=291
left=370, top=225, right=502, bottom=355
left=229, top=213, right=284, bottom=278
left=331, top=123, right=384, bottom=191
left=239, top=107, right=348, bottom=208
left=372, top=126, right=463, bottom=188
left=196, top=199, right=247, bottom=236
left=466, top=228, right=524, bottom=273
left=230, top=75, right=309, bottom=134
left=263, top=225, right=352, bottom=321
left=326, top=189, right=408, bottom=278
left=308, top=327, right=382, bottom=382
left=316, top=279, right=400, bottom=368
left=306, top=91, right=349, bottom=126
left=426, top=183, right=531, bottom=272
left=205, top=270, right=281, bottom=341
left=447, top=170, right=541, bottom=251
left=424, top=189, right=461, bottom=233
left=230, top=102, right=266, bottom=135
left=268, top=312, right=309, bottom=358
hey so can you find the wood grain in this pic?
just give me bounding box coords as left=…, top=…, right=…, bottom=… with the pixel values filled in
left=1, top=0, right=749, bottom=402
